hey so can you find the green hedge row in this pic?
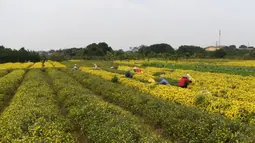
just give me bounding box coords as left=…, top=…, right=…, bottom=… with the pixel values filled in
left=63, top=69, right=255, bottom=143
left=48, top=69, right=168, bottom=143
left=142, top=62, right=255, bottom=76
left=0, top=70, right=8, bottom=78
left=0, top=70, right=25, bottom=110
left=0, top=70, right=74, bottom=142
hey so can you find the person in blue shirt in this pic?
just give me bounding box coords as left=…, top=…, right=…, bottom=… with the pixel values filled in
left=125, top=71, right=133, bottom=78
left=159, top=77, right=170, bottom=85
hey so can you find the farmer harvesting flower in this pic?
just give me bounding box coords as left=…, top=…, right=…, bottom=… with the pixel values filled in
left=159, top=76, right=170, bottom=85
left=133, top=66, right=142, bottom=73
left=42, top=57, right=46, bottom=67
left=93, top=64, right=100, bottom=70
left=177, top=74, right=193, bottom=88
left=73, top=64, right=78, bottom=70
left=125, top=70, right=133, bottom=78
left=111, top=65, right=118, bottom=69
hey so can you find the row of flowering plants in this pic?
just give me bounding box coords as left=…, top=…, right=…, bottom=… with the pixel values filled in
left=48, top=69, right=167, bottom=143
left=63, top=68, right=255, bottom=143
left=0, top=62, right=34, bottom=70
left=0, top=70, right=25, bottom=110
left=101, top=65, right=255, bottom=123
left=0, top=70, right=74, bottom=142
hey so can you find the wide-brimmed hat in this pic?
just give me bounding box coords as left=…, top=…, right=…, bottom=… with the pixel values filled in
left=183, top=74, right=190, bottom=78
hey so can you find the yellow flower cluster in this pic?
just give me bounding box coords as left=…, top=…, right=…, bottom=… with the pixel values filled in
left=115, top=59, right=255, bottom=67
left=81, top=67, right=255, bottom=123
left=214, top=60, right=255, bottom=67
left=50, top=61, right=66, bottom=68
left=69, top=60, right=81, bottom=62
left=118, top=66, right=133, bottom=71
left=30, top=62, right=54, bottom=68
left=30, top=62, right=44, bottom=68
left=0, top=62, right=33, bottom=69
left=118, top=65, right=169, bottom=82
left=0, top=70, right=74, bottom=142
left=119, top=66, right=255, bottom=104
left=114, top=60, right=142, bottom=66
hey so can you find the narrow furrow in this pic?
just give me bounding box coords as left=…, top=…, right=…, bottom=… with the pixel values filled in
left=0, top=70, right=9, bottom=78
left=0, top=70, right=26, bottom=113
left=63, top=68, right=255, bottom=143
left=0, top=69, right=74, bottom=142
left=47, top=69, right=170, bottom=143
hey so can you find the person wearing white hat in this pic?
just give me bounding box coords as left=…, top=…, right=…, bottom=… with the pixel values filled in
left=73, top=64, right=78, bottom=70
left=93, top=64, right=98, bottom=70
left=177, top=74, right=192, bottom=88
left=133, top=66, right=137, bottom=72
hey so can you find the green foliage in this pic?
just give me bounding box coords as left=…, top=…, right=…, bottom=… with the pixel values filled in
left=37, top=42, right=255, bottom=60
left=153, top=72, right=166, bottom=76
left=111, top=75, right=119, bottom=83
left=63, top=69, right=255, bottom=143
left=0, top=70, right=8, bottom=77
left=138, top=43, right=175, bottom=56
left=194, top=94, right=211, bottom=107
left=0, top=70, right=74, bottom=142
left=48, top=53, right=65, bottom=62
left=177, top=45, right=205, bottom=58
left=84, top=42, right=113, bottom=57
left=239, top=45, right=248, bottom=49
left=0, top=70, right=25, bottom=110
left=223, top=45, right=237, bottom=53
left=142, top=62, right=255, bottom=76
left=48, top=69, right=166, bottom=143
left=249, top=49, right=255, bottom=58
left=214, top=49, right=227, bottom=58
left=0, top=46, right=40, bottom=63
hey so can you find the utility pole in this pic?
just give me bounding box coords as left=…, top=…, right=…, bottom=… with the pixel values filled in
left=219, top=30, right=221, bottom=47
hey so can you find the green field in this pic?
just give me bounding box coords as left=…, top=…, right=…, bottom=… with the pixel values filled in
left=0, top=60, right=254, bottom=142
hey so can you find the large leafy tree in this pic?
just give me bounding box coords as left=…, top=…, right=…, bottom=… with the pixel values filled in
left=214, top=49, right=227, bottom=58
left=84, top=42, right=113, bottom=57
left=177, top=45, right=204, bottom=58
left=138, top=43, right=175, bottom=56
left=0, top=46, right=40, bottom=63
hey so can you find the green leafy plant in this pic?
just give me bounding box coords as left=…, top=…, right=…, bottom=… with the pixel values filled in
left=111, top=75, right=119, bottom=83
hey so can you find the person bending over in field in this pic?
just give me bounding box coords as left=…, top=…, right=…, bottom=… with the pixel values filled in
left=133, top=66, right=142, bottom=73
left=159, top=77, right=170, bottom=85
left=42, top=57, right=46, bottom=67
left=125, top=70, right=133, bottom=78
left=93, top=64, right=101, bottom=70
left=133, top=66, right=137, bottom=72
left=177, top=74, right=193, bottom=88
left=73, top=64, right=78, bottom=70
left=111, top=65, right=118, bottom=69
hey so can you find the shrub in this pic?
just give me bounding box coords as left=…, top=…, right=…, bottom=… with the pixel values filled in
left=111, top=75, right=119, bottom=83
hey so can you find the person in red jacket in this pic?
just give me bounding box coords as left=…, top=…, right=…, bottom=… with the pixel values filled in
left=133, top=66, right=143, bottom=73
left=136, top=68, right=142, bottom=73
left=177, top=74, right=192, bottom=88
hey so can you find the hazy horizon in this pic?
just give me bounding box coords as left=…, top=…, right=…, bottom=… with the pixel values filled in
left=1, top=0, right=255, bottom=51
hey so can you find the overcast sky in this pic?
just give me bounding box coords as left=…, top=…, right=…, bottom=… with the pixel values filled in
left=0, top=0, right=255, bottom=51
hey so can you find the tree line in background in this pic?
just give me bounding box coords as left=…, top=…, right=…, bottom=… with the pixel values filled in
left=0, top=46, right=40, bottom=63
left=0, top=43, right=254, bottom=63
left=46, top=42, right=255, bottom=61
